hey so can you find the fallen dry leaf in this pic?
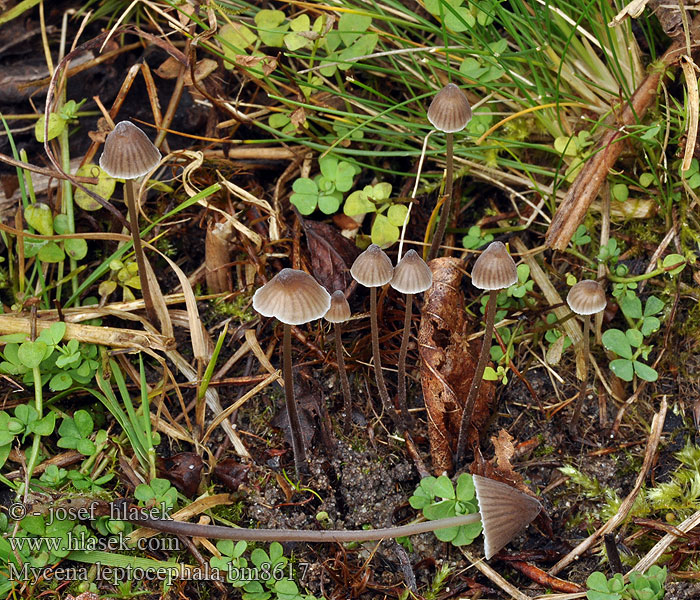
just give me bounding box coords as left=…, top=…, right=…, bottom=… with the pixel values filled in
left=157, top=452, right=204, bottom=498
left=301, top=219, right=360, bottom=293
left=417, top=258, right=495, bottom=474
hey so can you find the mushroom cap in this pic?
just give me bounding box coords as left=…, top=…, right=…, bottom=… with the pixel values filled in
left=567, top=280, right=606, bottom=315
left=324, top=290, right=352, bottom=323
left=252, top=268, right=331, bottom=325
left=391, top=250, right=433, bottom=294
left=99, top=121, right=162, bottom=180
left=427, top=83, right=472, bottom=133
left=471, top=241, right=518, bottom=290
left=350, top=244, right=394, bottom=288
left=473, top=474, right=542, bottom=560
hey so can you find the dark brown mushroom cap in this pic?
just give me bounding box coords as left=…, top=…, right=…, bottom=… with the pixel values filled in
left=567, top=280, right=606, bottom=315
left=391, top=250, right=433, bottom=294
left=252, top=268, right=331, bottom=325
left=427, top=83, right=472, bottom=133
left=350, top=244, right=394, bottom=288
left=471, top=241, right=518, bottom=290
left=324, top=290, right=351, bottom=323
left=99, top=121, right=162, bottom=180
left=473, top=474, right=542, bottom=560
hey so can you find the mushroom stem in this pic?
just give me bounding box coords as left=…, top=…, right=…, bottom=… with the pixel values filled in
left=427, top=132, right=454, bottom=261
left=124, top=179, right=158, bottom=325
left=370, top=286, right=401, bottom=427
left=569, top=315, right=591, bottom=432
left=283, top=324, right=308, bottom=476
left=397, top=293, right=415, bottom=427
left=455, top=288, right=498, bottom=468
left=333, top=323, right=353, bottom=434
left=126, top=506, right=482, bottom=543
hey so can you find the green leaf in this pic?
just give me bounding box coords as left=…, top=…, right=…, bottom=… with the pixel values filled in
left=483, top=366, right=498, bottom=380
left=317, top=191, right=342, bottom=214
left=50, top=373, right=73, bottom=391
left=35, top=114, right=65, bottom=143
left=336, top=33, right=378, bottom=71
left=619, top=294, right=642, bottom=320
left=74, top=164, right=116, bottom=211
left=602, top=329, right=633, bottom=359
left=455, top=473, right=475, bottom=502
left=254, top=10, right=288, bottom=47
left=42, top=322, right=66, bottom=346
left=338, top=12, right=372, bottom=46
left=387, top=204, right=407, bottom=226
left=633, top=361, right=658, bottom=382
left=284, top=31, right=309, bottom=51
left=644, top=296, right=665, bottom=317
left=626, top=329, right=643, bottom=348
left=64, top=238, right=88, bottom=260
left=335, top=161, right=356, bottom=192
left=370, top=214, right=399, bottom=248
left=344, top=190, right=375, bottom=215
left=423, top=499, right=455, bottom=520
left=433, top=475, right=456, bottom=499
left=24, top=203, right=54, bottom=236
left=73, top=410, right=94, bottom=437
left=449, top=521, right=482, bottom=545
left=640, top=316, right=660, bottom=337
left=662, top=254, right=685, bottom=275
left=610, top=358, right=634, bottom=381
left=289, top=178, right=318, bottom=215
left=37, top=242, right=65, bottom=263
left=220, top=22, right=257, bottom=51
left=76, top=438, right=96, bottom=456
left=32, top=412, right=56, bottom=436
left=444, top=6, right=475, bottom=32
left=612, top=183, right=628, bottom=202
left=639, top=173, right=654, bottom=188
left=17, top=341, right=48, bottom=369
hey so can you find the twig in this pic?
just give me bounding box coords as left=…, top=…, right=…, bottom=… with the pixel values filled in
left=460, top=548, right=532, bottom=600
left=549, top=397, right=667, bottom=575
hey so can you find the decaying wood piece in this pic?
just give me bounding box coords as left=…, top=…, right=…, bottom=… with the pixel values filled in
left=205, top=220, right=234, bottom=293
left=417, top=258, right=495, bottom=474
left=545, top=14, right=700, bottom=250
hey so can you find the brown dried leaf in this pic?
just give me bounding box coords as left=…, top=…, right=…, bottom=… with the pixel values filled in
left=417, top=258, right=495, bottom=474
left=234, top=54, right=278, bottom=76
left=213, top=459, right=250, bottom=492
left=155, top=56, right=181, bottom=79
left=491, top=429, right=526, bottom=490
left=301, top=219, right=360, bottom=292
left=157, top=452, right=204, bottom=498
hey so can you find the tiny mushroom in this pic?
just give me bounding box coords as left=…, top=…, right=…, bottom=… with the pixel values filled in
left=566, top=279, right=606, bottom=431
left=455, top=241, right=518, bottom=467
left=324, top=290, right=354, bottom=434
left=100, top=121, right=162, bottom=324
left=253, top=268, right=331, bottom=476
left=426, top=83, right=472, bottom=261
left=473, top=475, right=542, bottom=559
left=350, top=244, right=401, bottom=427
left=391, top=249, right=433, bottom=427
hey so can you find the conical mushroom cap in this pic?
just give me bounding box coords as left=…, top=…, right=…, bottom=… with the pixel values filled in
left=350, top=244, right=394, bottom=288
left=473, top=474, right=542, bottom=560
left=99, top=121, right=162, bottom=180
left=471, top=241, right=518, bottom=290
left=567, top=280, right=606, bottom=315
left=391, top=250, right=433, bottom=294
left=253, top=269, right=331, bottom=325
left=324, top=290, right=351, bottom=323
left=427, top=83, right=472, bottom=133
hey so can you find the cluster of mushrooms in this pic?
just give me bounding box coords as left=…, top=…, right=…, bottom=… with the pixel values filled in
left=97, top=83, right=610, bottom=558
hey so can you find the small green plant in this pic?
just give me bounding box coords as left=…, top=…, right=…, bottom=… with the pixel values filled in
left=344, top=182, right=408, bottom=247
left=409, top=473, right=482, bottom=546
left=290, top=155, right=360, bottom=215
left=601, top=295, right=665, bottom=382
left=134, top=478, right=178, bottom=513
left=585, top=566, right=666, bottom=600
left=57, top=409, right=107, bottom=456
left=462, top=225, right=494, bottom=250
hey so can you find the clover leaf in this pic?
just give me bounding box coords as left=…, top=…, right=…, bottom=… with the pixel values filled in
left=409, top=473, right=482, bottom=546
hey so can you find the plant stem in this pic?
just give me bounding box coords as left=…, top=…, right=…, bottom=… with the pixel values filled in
left=334, top=323, right=353, bottom=434
left=124, top=180, right=157, bottom=325
left=427, top=132, right=454, bottom=261
left=125, top=506, right=482, bottom=542
left=455, top=289, right=498, bottom=468
left=284, top=324, right=308, bottom=477
left=20, top=365, right=44, bottom=502
left=569, top=315, right=590, bottom=432
left=397, top=293, right=414, bottom=428
left=370, top=287, right=401, bottom=428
